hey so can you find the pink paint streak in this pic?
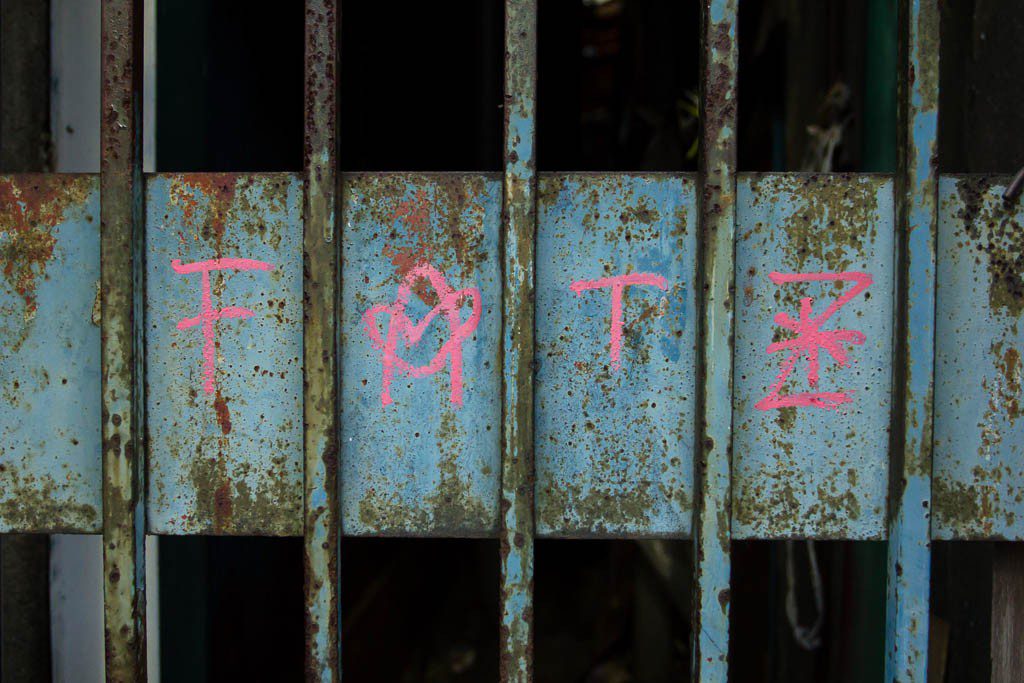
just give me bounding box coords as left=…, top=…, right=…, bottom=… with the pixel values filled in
left=172, top=257, right=275, bottom=395
left=570, top=272, right=668, bottom=371
left=756, top=271, right=872, bottom=410
left=363, top=262, right=482, bottom=408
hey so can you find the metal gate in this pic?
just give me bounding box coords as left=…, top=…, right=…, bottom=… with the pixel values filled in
left=1, top=0, right=1019, bottom=681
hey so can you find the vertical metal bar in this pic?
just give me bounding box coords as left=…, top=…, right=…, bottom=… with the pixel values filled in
left=691, top=1, right=737, bottom=681
left=499, top=0, right=537, bottom=680
left=101, top=0, right=146, bottom=681
left=303, top=1, right=340, bottom=681
left=885, top=0, right=938, bottom=681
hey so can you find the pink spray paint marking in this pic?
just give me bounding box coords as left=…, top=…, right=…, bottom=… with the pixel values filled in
left=756, top=271, right=872, bottom=411
left=363, top=262, right=482, bottom=408
left=570, top=272, right=669, bottom=371
left=172, top=257, right=275, bottom=395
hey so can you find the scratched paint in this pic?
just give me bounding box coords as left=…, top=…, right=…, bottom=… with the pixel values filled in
left=341, top=173, right=501, bottom=536
left=0, top=174, right=101, bottom=533
left=535, top=174, right=696, bottom=537
left=934, top=176, right=1024, bottom=540
left=146, top=174, right=303, bottom=535
left=733, top=174, right=895, bottom=539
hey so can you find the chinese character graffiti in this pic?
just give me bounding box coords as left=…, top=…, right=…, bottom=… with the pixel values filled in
left=172, top=257, right=275, bottom=394
left=363, top=262, right=482, bottom=408
left=570, top=272, right=668, bottom=371
left=756, top=271, right=872, bottom=410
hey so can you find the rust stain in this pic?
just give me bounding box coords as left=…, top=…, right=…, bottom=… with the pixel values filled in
left=212, top=390, right=232, bottom=435
left=214, top=479, right=233, bottom=529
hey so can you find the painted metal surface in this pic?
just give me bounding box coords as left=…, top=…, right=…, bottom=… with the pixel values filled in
left=886, top=1, right=939, bottom=681
left=535, top=173, right=696, bottom=538
left=341, top=173, right=502, bottom=537
left=0, top=174, right=101, bottom=533
left=691, top=1, right=737, bottom=680
left=733, top=174, right=895, bottom=540
left=500, top=0, right=538, bottom=679
left=100, top=0, right=147, bottom=679
left=934, top=176, right=1024, bottom=540
left=145, top=174, right=304, bottom=536
left=303, top=0, right=341, bottom=680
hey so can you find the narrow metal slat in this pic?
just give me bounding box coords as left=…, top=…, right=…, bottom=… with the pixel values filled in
left=100, top=0, right=147, bottom=681
left=499, top=0, right=538, bottom=680
left=303, top=1, right=341, bottom=680
left=885, top=0, right=939, bottom=681
left=691, top=1, right=737, bottom=680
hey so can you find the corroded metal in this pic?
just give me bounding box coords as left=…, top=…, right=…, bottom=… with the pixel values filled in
left=145, top=174, right=303, bottom=536
left=934, top=176, right=1024, bottom=540
left=100, top=0, right=146, bottom=680
left=303, top=1, right=340, bottom=679
left=886, top=1, right=939, bottom=681
left=691, top=1, right=737, bottom=680
left=733, top=174, right=895, bottom=540
left=500, top=0, right=537, bottom=679
left=0, top=175, right=101, bottom=533
left=535, top=173, right=697, bottom=538
left=341, top=173, right=501, bottom=537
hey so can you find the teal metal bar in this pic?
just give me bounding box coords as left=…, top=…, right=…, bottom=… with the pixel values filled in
left=692, top=0, right=737, bottom=680
left=101, top=0, right=147, bottom=680
left=303, top=1, right=340, bottom=680
left=885, top=0, right=939, bottom=681
left=499, top=0, right=537, bottom=680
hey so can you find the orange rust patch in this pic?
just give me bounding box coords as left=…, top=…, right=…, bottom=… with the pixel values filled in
left=0, top=177, right=88, bottom=318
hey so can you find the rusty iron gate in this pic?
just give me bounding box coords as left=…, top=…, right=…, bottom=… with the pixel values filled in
left=1, top=0, right=1020, bottom=681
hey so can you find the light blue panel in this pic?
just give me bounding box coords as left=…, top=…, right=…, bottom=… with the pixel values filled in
left=534, top=174, right=696, bottom=537
left=734, top=174, right=895, bottom=539
left=341, top=173, right=501, bottom=536
left=146, top=174, right=304, bottom=535
left=934, top=176, right=1024, bottom=540
left=0, top=175, right=101, bottom=533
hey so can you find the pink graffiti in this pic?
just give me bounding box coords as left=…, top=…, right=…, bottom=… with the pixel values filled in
left=363, top=262, right=482, bottom=408
left=756, top=271, right=872, bottom=410
left=570, top=272, right=669, bottom=371
left=172, top=257, right=275, bottom=395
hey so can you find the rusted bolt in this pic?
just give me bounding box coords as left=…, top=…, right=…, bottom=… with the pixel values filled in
left=1002, top=165, right=1024, bottom=203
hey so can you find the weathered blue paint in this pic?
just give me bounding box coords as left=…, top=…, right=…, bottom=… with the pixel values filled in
left=535, top=173, right=696, bottom=538
left=934, top=176, right=1024, bottom=540
left=340, top=173, right=502, bottom=537
left=145, top=174, right=304, bottom=535
left=0, top=175, right=101, bottom=533
left=733, top=174, right=895, bottom=540
left=886, top=1, right=938, bottom=681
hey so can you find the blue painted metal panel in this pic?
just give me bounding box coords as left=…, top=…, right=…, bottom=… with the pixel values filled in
left=934, top=176, right=1024, bottom=540
left=0, top=175, right=101, bottom=533
left=733, top=174, right=895, bottom=539
left=341, top=173, right=502, bottom=536
left=145, top=174, right=304, bottom=535
left=534, top=173, right=696, bottom=537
